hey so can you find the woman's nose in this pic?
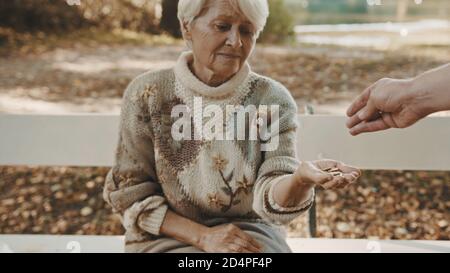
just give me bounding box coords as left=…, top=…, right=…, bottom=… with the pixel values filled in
left=226, top=28, right=243, bottom=48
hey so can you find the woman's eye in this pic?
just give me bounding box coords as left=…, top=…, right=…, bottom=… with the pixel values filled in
left=240, top=26, right=255, bottom=36
left=215, top=24, right=230, bottom=32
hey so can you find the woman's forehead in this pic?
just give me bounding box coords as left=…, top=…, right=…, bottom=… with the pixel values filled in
left=203, top=0, right=250, bottom=23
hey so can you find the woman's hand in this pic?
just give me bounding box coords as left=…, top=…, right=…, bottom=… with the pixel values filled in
left=294, top=159, right=361, bottom=190
left=197, top=223, right=263, bottom=253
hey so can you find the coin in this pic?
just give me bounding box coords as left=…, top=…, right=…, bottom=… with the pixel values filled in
left=323, top=167, right=343, bottom=177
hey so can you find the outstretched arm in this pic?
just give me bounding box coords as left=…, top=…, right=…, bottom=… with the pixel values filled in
left=346, top=63, right=450, bottom=135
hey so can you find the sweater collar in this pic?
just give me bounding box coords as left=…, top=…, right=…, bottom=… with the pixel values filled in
left=173, top=51, right=251, bottom=99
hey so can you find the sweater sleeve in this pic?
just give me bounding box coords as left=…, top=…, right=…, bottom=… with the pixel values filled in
left=252, top=81, right=314, bottom=225
left=103, top=76, right=168, bottom=236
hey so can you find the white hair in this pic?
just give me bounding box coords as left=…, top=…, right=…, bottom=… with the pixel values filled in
left=177, top=0, right=269, bottom=37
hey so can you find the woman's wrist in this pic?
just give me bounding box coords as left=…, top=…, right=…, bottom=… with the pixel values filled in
left=159, top=209, right=209, bottom=249
left=292, top=178, right=315, bottom=206
left=192, top=225, right=210, bottom=248
left=272, top=174, right=314, bottom=208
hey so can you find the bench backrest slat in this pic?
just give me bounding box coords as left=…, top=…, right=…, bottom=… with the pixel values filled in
left=297, top=115, right=450, bottom=171
left=0, top=114, right=118, bottom=167
left=1, top=114, right=449, bottom=170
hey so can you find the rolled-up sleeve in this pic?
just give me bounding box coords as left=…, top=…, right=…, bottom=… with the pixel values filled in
left=103, top=78, right=168, bottom=236
left=252, top=82, right=314, bottom=225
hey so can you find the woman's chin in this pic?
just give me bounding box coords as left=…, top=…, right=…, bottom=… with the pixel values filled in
left=212, top=64, right=240, bottom=79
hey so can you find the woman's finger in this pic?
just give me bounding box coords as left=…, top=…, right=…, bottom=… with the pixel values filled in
left=332, top=176, right=346, bottom=188
left=338, top=176, right=352, bottom=188
left=321, top=179, right=340, bottom=189
left=323, top=175, right=352, bottom=189
left=232, top=237, right=261, bottom=253
left=232, top=232, right=261, bottom=250
left=337, top=182, right=350, bottom=189
left=344, top=179, right=358, bottom=189
left=335, top=162, right=361, bottom=176
left=314, top=159, right=359, bottom=175
left=319, top=172, right=345, bottom=189
left=339, top=173, right=360, bottom=188
left=233, top=230, right=262, bottom=251
left=228, top=243, right=254, bottom=253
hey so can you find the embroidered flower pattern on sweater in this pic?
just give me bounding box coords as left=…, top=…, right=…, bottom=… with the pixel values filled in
left=207, top=193, right=225, bottom=208
left=142, top=84, right=158, bottom=102
left=135, top=84, right=157, bottom=123
left=236, top=176, right=253, bottom=195
left=114, top=172, right=135, bottom=188
left=212, top=154, right=228, bottom=172
left=210, top=153, right=255, bottom=212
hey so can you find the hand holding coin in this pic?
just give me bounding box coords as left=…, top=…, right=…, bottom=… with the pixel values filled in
left=293, top=160, right=361, bottom=190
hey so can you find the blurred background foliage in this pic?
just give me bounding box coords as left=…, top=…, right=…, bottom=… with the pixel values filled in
left=0, top=0, right=302, bottom=52
left=0, top=0, right=161, bottom=33
left=1, top=0, right=449, bottom=50
left=286, top=0, right=449, bottom=25
left=0, top=0, right=296, bottom=44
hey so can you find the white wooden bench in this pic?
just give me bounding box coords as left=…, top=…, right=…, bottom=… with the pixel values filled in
left=1, top=113, right=449, bottom=253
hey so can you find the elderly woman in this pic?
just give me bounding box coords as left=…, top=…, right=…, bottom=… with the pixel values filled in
left=103, top=0, right=361, bottom=253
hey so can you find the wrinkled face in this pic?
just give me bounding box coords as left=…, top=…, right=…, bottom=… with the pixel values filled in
left=184, top=0, right=257, bottom=81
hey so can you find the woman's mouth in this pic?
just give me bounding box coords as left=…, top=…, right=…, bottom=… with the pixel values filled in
left=216, top=53, right=241, bottom=59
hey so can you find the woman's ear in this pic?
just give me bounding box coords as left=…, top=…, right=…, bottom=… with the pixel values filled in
left=180, top=21, right=193, bottom=47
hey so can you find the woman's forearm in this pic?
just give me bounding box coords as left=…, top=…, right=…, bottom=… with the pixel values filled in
left=411, top=63, right=450, bottom=115
left=159, top=209, right=209, bottom=247
left=271, top=174, right=314, bottom=208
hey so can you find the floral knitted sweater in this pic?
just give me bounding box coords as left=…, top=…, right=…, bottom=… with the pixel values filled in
left=103, top=51, right=314, bottom=244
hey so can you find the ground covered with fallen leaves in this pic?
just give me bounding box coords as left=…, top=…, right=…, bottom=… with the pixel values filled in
left=0, top=31, right=449, bottom=240
left=0, top=166, right=448, bottom=239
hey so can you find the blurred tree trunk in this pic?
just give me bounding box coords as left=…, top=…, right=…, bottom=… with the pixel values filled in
left=396, top=0, right=409, bottom=22
left=160, top=0, right=181, bottom=38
